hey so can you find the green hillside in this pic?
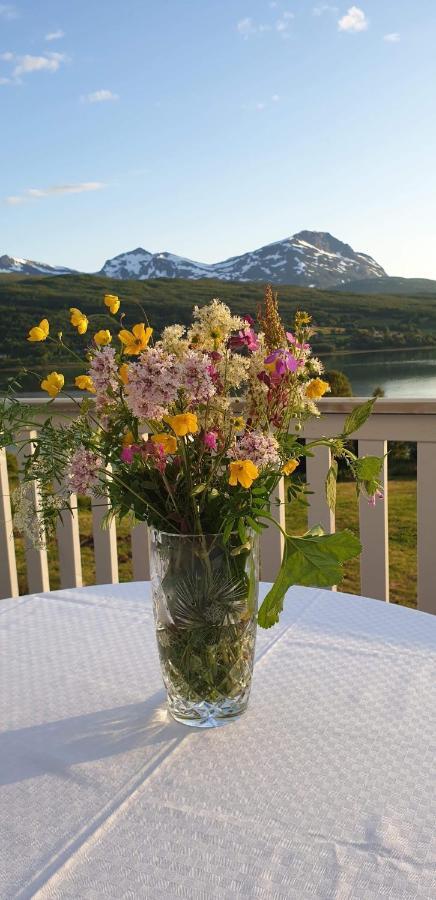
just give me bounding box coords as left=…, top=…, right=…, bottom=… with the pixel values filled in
left=339, top=276, right=436, bottom=295
left=1, top=273, right=436, bottom=390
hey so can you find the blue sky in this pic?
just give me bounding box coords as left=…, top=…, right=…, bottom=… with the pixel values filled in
left=1, top=0, right=436, bottom=277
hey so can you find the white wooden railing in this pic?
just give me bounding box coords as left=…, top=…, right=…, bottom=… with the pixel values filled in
left=1, top=398, right=436, bottom=614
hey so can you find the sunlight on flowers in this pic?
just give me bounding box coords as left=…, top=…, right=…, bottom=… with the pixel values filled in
left=41, top=371, right=64, bottom=398
left=228, top=459, right=259, bottom=489
left=151, top=433, right=178, bottom=454
left=164, top=413, right=198, bottom=437
left=282, top=459, right=299, bottom=476
left=74, top=375, right=95, bottom=393
left=27, top=319, right=49, bottom=342
left=94, top=329, right=112, bottom=346
left=305, top=378, right=330, bottom=399
left=118, top=323, right=153, bottom=355
left=70, top=308, right=89, bottom=335
left=104, top=294, right=120, bottom=314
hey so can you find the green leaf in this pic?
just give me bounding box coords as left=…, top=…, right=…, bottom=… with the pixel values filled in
left=354, top=456, right=383, bottom=481
left=258, top=529, right=361, bottom=629
left=223, top=518, right=235, bottom=544
left=325, top=460, right=338, bottom=512
left=342, top=398, right=376, bottom=437
left=191, top=483, right=207, bottom=496
left=237, top=517, right=247, bottom=544
left=246, top=515, right=264, bottom=533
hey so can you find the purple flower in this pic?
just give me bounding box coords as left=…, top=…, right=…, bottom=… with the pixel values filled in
left=264, top=348, right=302, bottom=378
left=203, top=431, right=218, bottom=451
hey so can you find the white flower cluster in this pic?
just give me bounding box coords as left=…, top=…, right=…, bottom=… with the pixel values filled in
left=187, top=299, right=243, bottom=351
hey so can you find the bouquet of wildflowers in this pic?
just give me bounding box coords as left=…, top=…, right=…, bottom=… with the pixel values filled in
left=1, top=287, right=382, bottom=632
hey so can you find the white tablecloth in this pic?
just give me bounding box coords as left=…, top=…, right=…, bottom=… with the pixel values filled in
left=0, top=583, right=435, bottom=899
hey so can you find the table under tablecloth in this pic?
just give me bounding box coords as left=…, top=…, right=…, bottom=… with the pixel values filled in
left=0, top=582, right=435, bottom=899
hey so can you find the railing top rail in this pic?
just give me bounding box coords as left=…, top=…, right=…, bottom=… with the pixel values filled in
left=9, top=395, right=436, bottom=416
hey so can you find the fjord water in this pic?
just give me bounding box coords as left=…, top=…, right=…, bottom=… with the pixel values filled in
left=326, top=347, right=436, bottom=398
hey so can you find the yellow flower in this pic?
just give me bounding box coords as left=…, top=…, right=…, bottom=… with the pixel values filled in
left=118, top=323, right=153, bottom=355
left=118, top=363, right=129, bottom=385
left=74, top=375, right=95, bottom=393
left=70, top=308, right=89, bottom=335
left=94, top=329, right=112, bottom=346
left=104, top=293, right=120, bottom=314
left=295, top=311, right=312, bottom=327
left=231, top=416, right=245, bottom=431
left=282, top=459, right=299, bottom=476
left=305, top=378, right=330, bottom=400
left=151, top=433, right=178, bottom=454
left=27, top=319, right=49, bottom=342
left=122, top=430, right=135, bottom=447
left=41, top=371, right=64, bottom=398
left=164, top=413, right=198, bottom=437
left=228, top=459, right=259, bottom=489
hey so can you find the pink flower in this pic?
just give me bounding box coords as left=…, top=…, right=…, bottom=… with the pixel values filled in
left=228, top=326, right=259, bottom=353
left=69, top=448, right=102, bottom=495
left=368, top=489, right=384, bottom=507
left=229, top=431, right=280, bottom=468
left=142, top=440, right=167, bottom=474
left=120, top=444, right=141, bottom=464
left=204, top=431, right=218, bottom=451
left=125, top=348, right=180, bottom=420
left=286, top=332, right=310, bottom=352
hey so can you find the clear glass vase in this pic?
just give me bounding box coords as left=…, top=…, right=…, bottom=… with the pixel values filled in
left=149, top=530, right=259, bottom=728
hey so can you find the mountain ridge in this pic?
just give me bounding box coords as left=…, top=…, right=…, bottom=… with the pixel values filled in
left=0, top=230, right=387, bottom=288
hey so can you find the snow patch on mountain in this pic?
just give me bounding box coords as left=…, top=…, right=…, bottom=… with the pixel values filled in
left=0, top=254, right=77, bottom=276
left=99, top=230, right=386, bottom=288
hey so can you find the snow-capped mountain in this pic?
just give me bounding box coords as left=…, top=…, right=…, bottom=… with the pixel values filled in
left=0, top=254, right=77, bottom=277
left=99, top=231, right=387, bottom=287
left=1, top=231, right=387, bottom=287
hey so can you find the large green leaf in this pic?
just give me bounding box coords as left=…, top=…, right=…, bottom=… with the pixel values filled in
left=342, top=398, right=376, bottom=437
left=257, top=528, right=362, bottom=629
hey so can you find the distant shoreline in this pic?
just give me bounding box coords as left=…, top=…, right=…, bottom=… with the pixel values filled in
left=322, top=344, right=436, bottom=358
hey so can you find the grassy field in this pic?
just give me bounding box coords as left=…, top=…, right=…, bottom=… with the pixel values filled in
left=9, top=457, right=417, bottom=608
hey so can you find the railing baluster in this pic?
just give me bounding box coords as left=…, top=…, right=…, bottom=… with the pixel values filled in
left=260, top=478, right=285, bottom=582
left=358, top=439, right=389, bottom=601
left=417, top=442, right=436, bottom=614
left=56, top=490, right=83, bottom=589
left=91, top=492, right=119, bottom=585
left=18, top=430, right=50, bottom=594
left=306, top=444, right=335, bottom=533
left=0, top=448, right=19, bottom=599
left=131, top=522, right=150, bottom=581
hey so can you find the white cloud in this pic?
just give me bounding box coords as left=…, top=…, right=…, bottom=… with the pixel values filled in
left=256, top=102, right=266, bottom=111
left=313, top=4, right=339, bottom=15
left=13, top=52, right=66, bottom=78
left=0, top=4, right=19, bottom=20
left=45, top=29, right=65, bottom=42
left=6, top=182, right=106, bottom=205
left=0, top=76, right=11, bottom=85
left=237, top=17, right=256, bottom=38
left=338, top=6, right=368, bottom=32
left=384, top=32, right=400, bottom=43
left=276, top=11, right=294, bottom=35
left=272, top=93, right=280, bottom=102
left=83, top=89, right=119, bottom=103
left=0, top=51, right=13, bottom=61
left=237, top=11, right=293, bottom=39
